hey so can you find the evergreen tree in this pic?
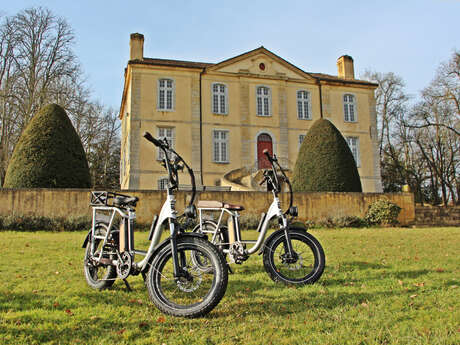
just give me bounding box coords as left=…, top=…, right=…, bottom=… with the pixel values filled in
left=292, top=119, right=362, bottom=192
left=3, top=104, right=91, bottom=188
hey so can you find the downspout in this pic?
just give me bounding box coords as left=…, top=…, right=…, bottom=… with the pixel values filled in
left=199, top=69, right=204, bottom=186
left=316, top=77, right=324, bottom=118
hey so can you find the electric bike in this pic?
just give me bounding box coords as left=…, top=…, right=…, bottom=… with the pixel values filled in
left=193, top=149, right=325, bottom=285
left=82, top=132, right=228, bottom=317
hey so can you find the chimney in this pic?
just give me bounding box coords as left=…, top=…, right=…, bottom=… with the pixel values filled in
left=130, top=33, right=144, bottom=60
left=337, top=55, right=354, bottom=79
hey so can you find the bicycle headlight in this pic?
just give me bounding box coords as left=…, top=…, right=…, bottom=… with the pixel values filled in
left=288, top=206, right=298, bottom=217
left=184, top=205, right=197, bottom=219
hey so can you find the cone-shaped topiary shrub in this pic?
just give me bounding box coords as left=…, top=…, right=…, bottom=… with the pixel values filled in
left=292, top=118, right=362, bottom=192
left=3, top=104, right=91, bottom=188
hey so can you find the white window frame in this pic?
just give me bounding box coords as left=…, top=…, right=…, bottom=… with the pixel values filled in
left=343, top=93, right=357, bottom=122
left=298, top=134, right=306, bottom=149
left=256, top=86, right=271, bottom=116
left=157, top=177, right=169, bottom=190
left=346, top=136, right=360, bottom=167
left=211, top=83, right=228, bottom=115
left=212, top=129, right=229, bottom=163
left=297, top=90, right=312, bottom=120
left=157, top=127, right=175, bottom=160
left=157, top=78, right=175, bottom=111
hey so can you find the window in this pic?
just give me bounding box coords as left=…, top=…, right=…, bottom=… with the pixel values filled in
left=298, top=134, right=306, bottom=149
left=158, top=177, right=169, bottom=190
left=297, top=90, right=311, bottom=120
left=256, top=86, right=271, bottom=116
left=157, top=127, right=175, bottom=160
left=343, top=94, right=356, bottom=122
left=346, top=136, right=360, bottom=166
left=158, top=78, right=174, bottom=111
left=212, top=83, right=228, bottom=114
left=212, top=130, right=229, bottom=163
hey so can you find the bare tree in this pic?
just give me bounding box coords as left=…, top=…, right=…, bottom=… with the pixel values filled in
left=0, top=7, right=122, bottom=188
left=86, top=107, right=121, bottom=188
left=362, top=71, right=409, bottom=157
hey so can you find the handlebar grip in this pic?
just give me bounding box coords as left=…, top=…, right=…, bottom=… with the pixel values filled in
left=263, top=149, right=273, bottom=162
left=143, top=132, right=162, bottom=147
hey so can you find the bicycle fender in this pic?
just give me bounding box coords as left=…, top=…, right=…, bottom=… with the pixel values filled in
left=258, top=225, right=307, bottom=255
left=82, top=229, right=91, bottom=248
left=141, top=232, right=208, bottom=273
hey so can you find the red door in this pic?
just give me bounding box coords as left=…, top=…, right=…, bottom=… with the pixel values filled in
left=257, top=134, right=273, bottom=169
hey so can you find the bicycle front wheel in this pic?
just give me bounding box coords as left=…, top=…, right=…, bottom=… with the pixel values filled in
left=146, top=236, right=228, bottom=318
left=263, top=228, right=325, bottom=285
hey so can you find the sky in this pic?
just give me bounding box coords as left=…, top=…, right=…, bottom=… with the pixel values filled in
left=2, top=0, right=459, bottom=110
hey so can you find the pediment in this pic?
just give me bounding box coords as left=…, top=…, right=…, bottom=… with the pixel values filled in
left=206, top=47, right=313, bottom=81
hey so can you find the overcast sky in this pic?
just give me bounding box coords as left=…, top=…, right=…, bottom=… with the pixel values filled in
left=2, top=0, right=460, bottom=109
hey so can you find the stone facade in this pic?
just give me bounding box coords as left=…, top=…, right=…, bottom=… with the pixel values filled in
left=119, top=33, right=383, bottom=192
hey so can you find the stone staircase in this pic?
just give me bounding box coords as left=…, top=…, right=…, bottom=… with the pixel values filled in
left=220, top=167, right=292, bottom=191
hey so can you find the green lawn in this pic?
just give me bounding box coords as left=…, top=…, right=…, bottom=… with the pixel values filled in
left=1, top=227, right=459, bottom=345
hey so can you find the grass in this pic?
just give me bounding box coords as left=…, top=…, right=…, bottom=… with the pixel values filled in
left=0, top=227, right=459, bottom=345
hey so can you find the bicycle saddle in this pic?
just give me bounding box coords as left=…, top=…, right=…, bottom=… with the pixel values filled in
left=113, top=195, right=139, bottom=207
left=197, top=200, right=244, bottom=211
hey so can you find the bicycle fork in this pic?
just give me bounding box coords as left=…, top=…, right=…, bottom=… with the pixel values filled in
left=168, top=220, right=190, bottom=280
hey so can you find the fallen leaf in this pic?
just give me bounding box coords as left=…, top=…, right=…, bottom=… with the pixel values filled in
left=157, top=316, right=166, bottom=323
left=414, top=282, right=425, bottom=287
left=65, top=309, right=73, bottom=316
left=15, top=320, right=21, bottom=326
left=450, top=285, right=458, bottom=289
left=139, top=321, right=148, bottom=328
left=32, top=290, right=38, bottom=294
left=398, top=280, right=404, bottom=286
left=116, top=329, right=126, bottom=335
left=55, top=271, right=60, bottom=275
left=53, top=302, right=60, bottom=307
left=361, top=302, right=369, bottom=308
left=410, top=294, right=418, bottom=299
left=435, top=268, right=445, bottom=273
left=90, top=316, right=99, bottom=320
left=25, top=244, right=29, bottom=247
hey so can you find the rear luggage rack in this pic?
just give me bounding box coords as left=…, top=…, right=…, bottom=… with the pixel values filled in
left=90, top=191, right=133, bottom=207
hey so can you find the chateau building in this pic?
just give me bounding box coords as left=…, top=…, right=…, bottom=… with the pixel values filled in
left=120, top=33, right=382, bottom=192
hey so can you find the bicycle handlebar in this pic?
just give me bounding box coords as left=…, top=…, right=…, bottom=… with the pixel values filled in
left=262, top=150, right=293, bottom=215
left=143, top=131, right=196, bottom=209
left=143, top=131, right=162, bottom=147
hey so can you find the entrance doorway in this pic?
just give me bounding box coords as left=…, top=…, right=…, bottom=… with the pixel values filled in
left=257, top=133, right=273, bottom=169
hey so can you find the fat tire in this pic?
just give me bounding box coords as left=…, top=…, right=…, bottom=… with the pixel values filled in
left=83, top=224, right=117, bottom=290
left=146, top=236, right=228, bottom=318
left=263, top=228, right=325, bottom=285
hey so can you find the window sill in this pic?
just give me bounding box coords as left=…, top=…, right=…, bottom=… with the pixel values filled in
left=297, top=117, right=312, bottom=121
left=213, top=161, right=230, bottom=164
left=256, top=114, right=272, bottom=117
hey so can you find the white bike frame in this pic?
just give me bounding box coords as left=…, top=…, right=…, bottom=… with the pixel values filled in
left=197, top=194, right=287, bottom=256
left=89, top=192, right=178, bottom=272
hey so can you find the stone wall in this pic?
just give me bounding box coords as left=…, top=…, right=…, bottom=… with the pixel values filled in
left=0, top=188, right=415, bottom=226
left=415, top=206, right=460, bottom=227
